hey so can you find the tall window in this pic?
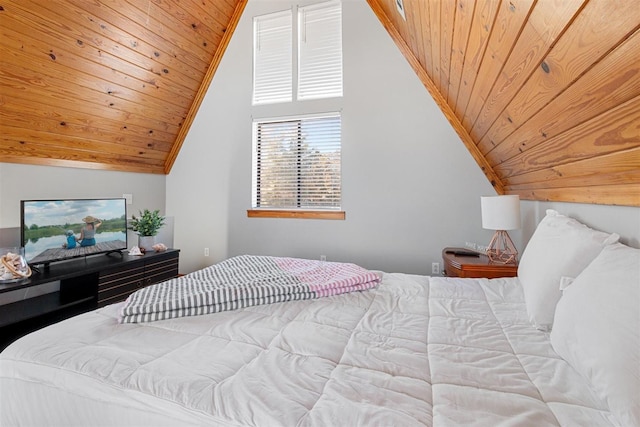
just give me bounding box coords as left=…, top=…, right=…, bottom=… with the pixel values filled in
left=252, top=114, right=341, bottom=210
left=252, top=1, right=342, bottom=104
left=251, top=2, right=343, bottom=216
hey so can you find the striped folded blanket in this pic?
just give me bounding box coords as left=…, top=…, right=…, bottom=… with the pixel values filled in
left=120, top=255, right=381, bottom=323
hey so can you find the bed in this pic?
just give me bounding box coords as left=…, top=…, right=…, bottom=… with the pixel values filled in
left=1, top=210, right=638, bottom=427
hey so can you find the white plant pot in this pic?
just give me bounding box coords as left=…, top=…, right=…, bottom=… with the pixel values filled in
left=138, top=236, right=155, bottom=251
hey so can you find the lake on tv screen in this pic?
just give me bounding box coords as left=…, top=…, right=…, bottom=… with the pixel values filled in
left=25, top=231, right=127, bottom=261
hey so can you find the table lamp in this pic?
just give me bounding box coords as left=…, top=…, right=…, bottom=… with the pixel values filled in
left=481, top=195, right=521, bottom=264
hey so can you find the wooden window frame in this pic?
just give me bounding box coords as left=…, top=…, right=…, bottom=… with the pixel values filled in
left=247, top=210, right=345, bottom=220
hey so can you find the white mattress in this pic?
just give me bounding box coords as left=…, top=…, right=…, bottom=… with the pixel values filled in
left=0, top=273, right=616, bottom=426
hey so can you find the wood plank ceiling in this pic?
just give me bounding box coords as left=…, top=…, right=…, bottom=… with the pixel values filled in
left=0, top=0, right=246, bottom=174
left=0, top=0, right=638, bottom=206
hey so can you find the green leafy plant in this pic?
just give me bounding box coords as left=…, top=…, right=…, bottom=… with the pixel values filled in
left=128, top=209, right=165, bottom=237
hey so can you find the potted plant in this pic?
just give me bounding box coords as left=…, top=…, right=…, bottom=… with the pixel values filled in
left=128, top=209, right=165, bottom=250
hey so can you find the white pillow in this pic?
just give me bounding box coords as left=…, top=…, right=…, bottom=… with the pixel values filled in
left=550, top=243, right=640, bottom=426
left=518, top=209, right=619, bottom=330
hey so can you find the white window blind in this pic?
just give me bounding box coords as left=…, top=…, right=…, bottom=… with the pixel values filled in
left=253, top=114, right=341, bottom=210
left=298, top=1, right=343, bottom=100
left=253, top=11, right=292, bottom=105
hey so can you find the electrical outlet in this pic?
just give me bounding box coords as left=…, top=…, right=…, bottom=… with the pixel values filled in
left=431, top=262, right=440, bottom=275
left=204, top=248, right=209, bottom=257
left=320, top=255, right=326, bottom=262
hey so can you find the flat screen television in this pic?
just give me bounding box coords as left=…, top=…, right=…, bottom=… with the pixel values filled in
left=21, top=198, right=128, bottom=267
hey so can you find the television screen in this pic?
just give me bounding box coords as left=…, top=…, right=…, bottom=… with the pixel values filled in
left=21, top=198, right=128, bottom=266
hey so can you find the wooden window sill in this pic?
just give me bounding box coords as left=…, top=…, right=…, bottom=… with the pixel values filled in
left=247, top=210, right=345, bottom=220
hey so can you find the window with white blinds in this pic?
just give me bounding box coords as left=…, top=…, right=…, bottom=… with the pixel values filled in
left=253, top=11, right=292, bottom=105
left=253, top=114, right=341, bottom=210
left=298, top=1, right=343, bottom=100
left=252, top=1, right=342, bottom=105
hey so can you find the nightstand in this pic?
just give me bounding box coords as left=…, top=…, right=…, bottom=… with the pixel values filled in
left=442, top=247, right=518, bottom=278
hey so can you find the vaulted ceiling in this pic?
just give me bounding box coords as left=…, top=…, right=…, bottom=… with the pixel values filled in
left=1, top=0, right=639, bottom=206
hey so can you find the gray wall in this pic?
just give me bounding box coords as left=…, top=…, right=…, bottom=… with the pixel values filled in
left=0, top=163, right=167, bottom=248
left=522, top=201, right=639, bottom=250
left=168, top=0, right=497, bottom=274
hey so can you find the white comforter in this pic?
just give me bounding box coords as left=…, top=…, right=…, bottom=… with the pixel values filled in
left=0, top=273, right=616, bottom=426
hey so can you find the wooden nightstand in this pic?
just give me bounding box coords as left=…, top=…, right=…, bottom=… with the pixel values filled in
left=442, top=247, right=518, bottom=278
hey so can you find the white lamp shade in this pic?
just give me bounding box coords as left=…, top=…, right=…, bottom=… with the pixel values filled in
left=481, top=195, right=521, bottom=231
